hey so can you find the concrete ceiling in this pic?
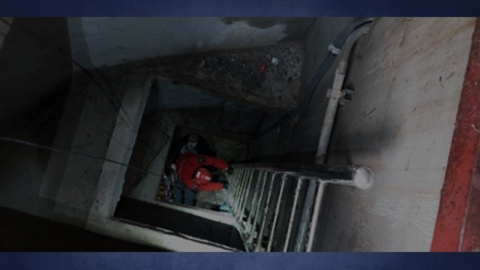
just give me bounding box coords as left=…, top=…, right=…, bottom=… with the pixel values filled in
left=68, top=17, right=315, bottom=68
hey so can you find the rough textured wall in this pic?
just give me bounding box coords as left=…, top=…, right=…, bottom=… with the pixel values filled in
left=253, top=18, right=353, bottom=159
left=68, top=18, right=308, bottom=112
left=70, top=17, right=315, bottom=68
left=288, top=18, right=353, bottom=154
left=318, top=17, right=475, bottom=251
left=140, top=41, right=305, bottom=111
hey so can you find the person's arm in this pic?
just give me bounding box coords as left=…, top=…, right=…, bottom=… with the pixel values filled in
left=199, top=155, right=229, bottom=171
left=197, top=182, right=224, bottom=191
left=182, top=176, right=198, bottom=189
left=182, top=173, right=224, bottom=191
left=178, top=166, right=198, bottom=189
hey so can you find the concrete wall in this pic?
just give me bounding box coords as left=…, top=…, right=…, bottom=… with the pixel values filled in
left=49, top=72, right=123, bottom=226
left=252, top=113, right=283, bottom=158
left=125, top=113, right=175, bottom=203
left=254, top=18, right=353, bottom=159
left=0, top=26, right=77, bottom=222
left=0, top=62, right=153, bottom=228
left=289, top=17, right=353, bottom=155
left=0, top=206, right=159, bottom=251
left=143, top=78, right=225, bottom=115
left=69, top=18, right=309, bottom=113
left=0, top=18, right=13, bottom=55
left=317, top=18, right=475, bottom=251
left=69, top=18, right=315, bottom=68
left=0, top=18, right=72, bottom=127
left=0, top=131, right=57, bottom=220
left=0, top=69, right=112, bottom=226
left=252, top=17, right=475, bottom=252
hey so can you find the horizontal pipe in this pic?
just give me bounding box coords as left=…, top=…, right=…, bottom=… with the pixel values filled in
left=233, top=164, right=373, bottom=190
left=321, top=166, right=373, bottom=190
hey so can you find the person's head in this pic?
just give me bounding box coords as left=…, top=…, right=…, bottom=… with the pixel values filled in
left=193, top=168, right=212, bottom=185
left=187, top=134, right=198, bottom=149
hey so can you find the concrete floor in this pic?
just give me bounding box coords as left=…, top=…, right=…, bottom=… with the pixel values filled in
left=318, top=18, right=475, bottom=251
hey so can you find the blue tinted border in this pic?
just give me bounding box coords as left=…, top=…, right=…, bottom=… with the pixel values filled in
left=1, top=0, right=480, bottom=16
left=1, top=0, right=479, bottom=269
left=0, top=253, right=478, bottom=270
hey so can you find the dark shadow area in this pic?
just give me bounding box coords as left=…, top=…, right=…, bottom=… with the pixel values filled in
left=0, top=18, right=73, bottom=129
left=114, top=197, right=245, bottom=251
left=0, top=207, right=162, bottom=251
left=246, top=150, right=317, bottom=164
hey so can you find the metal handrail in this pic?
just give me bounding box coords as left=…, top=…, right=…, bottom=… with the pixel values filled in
left=226, top=163, right=373, bottom=252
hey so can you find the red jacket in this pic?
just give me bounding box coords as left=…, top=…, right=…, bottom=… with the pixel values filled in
left=176, top=152, right=229, bottom=191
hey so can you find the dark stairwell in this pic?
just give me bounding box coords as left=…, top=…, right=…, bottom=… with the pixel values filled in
left=111, top=41, right=307, bottom=251
left=0, top=17, right=349, bottom=251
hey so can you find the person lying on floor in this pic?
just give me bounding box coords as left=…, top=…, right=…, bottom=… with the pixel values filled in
left=172, top=151, right=234, bottom=207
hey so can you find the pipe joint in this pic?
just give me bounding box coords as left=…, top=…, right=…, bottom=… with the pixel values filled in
left=328, top=43, right=342, bottom=55
left=326, top=88, right=343, bottom=99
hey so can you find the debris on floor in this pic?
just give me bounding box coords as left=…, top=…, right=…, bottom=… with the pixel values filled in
left=156, top=174, right=174, bottom=202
